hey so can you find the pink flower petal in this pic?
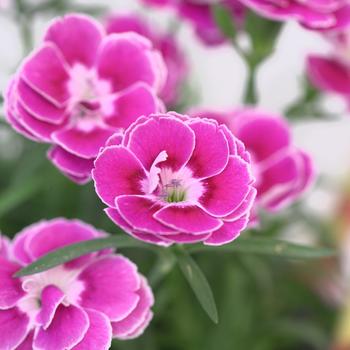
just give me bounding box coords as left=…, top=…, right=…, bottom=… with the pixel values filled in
left=204, top=215, right=249, bottom=246
left=161, top=232, right=211, bottom=244
left=36, top=285, right=65, bottom=329
left=44, top=14, right=103, bottom=68
left=52, top=126, right=115, bottom=159
left=199, top=156, right=253, bottom=217
left=16, top=331, right=34, bottom=350
left=307, top=55, right=350, bottom=95
left=116, top=195, right=176, bottom=234
left=17, top=78, right=66, bottom=125
left=97, top=33, right=159, bottom=92
left=93, top=146, right=147, bottom=207
left=186, top=119, right=229, bottom=178
left=112, top=276, right=154, bottom=338
left=127, top=115, right=195, bottom=171
left=48, top=146, right=94, bottom=182
left=20, top=43, right=70, bottom=107
left=154, top=204, right=222, bottom=234
left=73, top=309, right=112, bottom=350
left=34, top=305, right=89, bottom=350
left=0, top=308, right=29, bottom=350
left=121, top=311, right=153, bottom=339
left=0, top=257, right=24, bottom=309
left=79, top=256, right=141, bottom=321
left=105, top=83, right=159, bottom=129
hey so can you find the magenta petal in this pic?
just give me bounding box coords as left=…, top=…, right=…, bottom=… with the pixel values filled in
left=307, top=55, right=350, bottom=95
left=97, top=33, right=158, bottom=91
left=34, top=304, right=89, bottom=350
left=106, top=83, right=159, bottom=129
left=48, top=146, right=94, bottom=182
left=16, top=101, right=60, bottom=142
left=79, top=256, right=140, bottom=321
left=73, top=309, right=112, bottom=350
left=0, top=257, right=24, bottom=309
left=93, top=146, right=147, bottom=207
left=52, top=126, right=115, bottom=159
left=0, top=308, right=29, bottom=350
left=154, top=204, right=222, bottom=234
left=224, top=188, right=257, bottom=222
left=27, top=219, right=100, bottom=268
left=204, top=216, right=249, bottom=246
left=20, top=43, right=70, bottom=106
left=17, top=78, right=66, bottom=124
left=16, top=331, right=34, bottom=350
left=116, top=195, right=175, bottom=234
left=200, top=156, right=253, bottom=217
left=127, top=115, right=195, bottom=171
left=36, top=285, right=65, bottom=330
left=45, top=14, right=103, bottom=68
left=112, top=276, right=154, bottom=338
left=186, top=119, right=229, bottom=178
left=162, top=232, right=210, bottom=244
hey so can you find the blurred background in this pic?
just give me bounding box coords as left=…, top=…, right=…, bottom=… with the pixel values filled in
left=1, top=0, right=350, bottom=349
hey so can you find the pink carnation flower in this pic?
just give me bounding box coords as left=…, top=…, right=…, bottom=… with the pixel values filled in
left=190, top=108, right=315, bottom=217
left=0, top=219, right=154, bottom=349
left=307, top=29, right=350, bottom=105
left=93, top=112, right=256, bottom=246
left=240, top=0, right=350, bottom=31
left=142, top=0, right=245, bottom=46
left=105, top=13, right=188, bottom=106
left=4, top=14, right=166, bottom=184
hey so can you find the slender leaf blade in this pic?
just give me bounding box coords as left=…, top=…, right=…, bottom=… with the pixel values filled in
left=15, top=235, right=150, bottom=277
left=176, top=248, right=218, bottom=324
left=188, top=237, right=336, bottom=259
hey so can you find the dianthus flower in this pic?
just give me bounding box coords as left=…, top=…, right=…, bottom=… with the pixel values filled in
left=142, top=0, right=245, bottom=46
left=239, top=0, right=350, bottom=31
left=5, top=14, right=166, bottom=183
left=93, top=112, right=256, bottom=246
left=0, top=219, right=154, bottom=349
left=307, top=29, right=350, bottom=104
left=190, top=108, right=314, bottom=218
left=105, top=13, right=188, bottom=106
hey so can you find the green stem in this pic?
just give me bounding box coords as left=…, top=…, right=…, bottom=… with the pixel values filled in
left=244, top=62, right=257, bottom=105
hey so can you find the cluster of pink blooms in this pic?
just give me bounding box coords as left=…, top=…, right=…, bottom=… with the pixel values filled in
left=2, top=7, right=319, bottom=347
left=0, top=219, right=154, bottom=349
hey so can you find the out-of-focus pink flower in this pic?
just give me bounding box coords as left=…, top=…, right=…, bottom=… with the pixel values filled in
left=0, top=219, right=154, bottom=349
left=240, top=0, right=350, bottom=31
left=93, top=112, right=256, bottom=246
left=142, top=0, right=245, bottom=46
left=4, top=14, right=166, bottom=184
left=105, top=13, right=188, bottom=106
left=307, top=29, right=350, bottom=104
left=0, top=235, right=10, bottom=258
left=189, top=108, right=315, bottom=217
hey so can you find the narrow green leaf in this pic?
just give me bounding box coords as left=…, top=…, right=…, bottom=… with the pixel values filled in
left=188, top=237, right=336, bottom=259
left=15, top=236, right=151, bottom=277
left=212, top=4, right=236, bottom=39
left=175, top=247, right=218, bottom=324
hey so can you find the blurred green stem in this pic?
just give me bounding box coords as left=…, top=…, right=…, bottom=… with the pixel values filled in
left=148, top=249, right=176, bottom=288
left=244, top=62, right=257, bottom=104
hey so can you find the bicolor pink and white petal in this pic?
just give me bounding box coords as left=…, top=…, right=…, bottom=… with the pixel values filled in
left=105, top=13, right=188, bottom=106
left=240, top=0, right=350, bottom=31
left=0, top=219, right=154, bottom=350
left=189, top=108, right=315, bottom=217
left=4, top=13, right=166, bottom=183
left=93, top=112, right=256, bottom=246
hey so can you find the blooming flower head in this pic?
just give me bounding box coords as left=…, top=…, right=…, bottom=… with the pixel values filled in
left=142, top=0, right=245, bottom=46
left=105, top=13, right=188, bottom=106
left=240, top=0, right=350, bottom=31
left=307, top=28, right=350, bottom=105
left=0, top=219, right=154, bottom=349
left=4, top=14, right=166, bottom=184
left=93, top=112, right=256, bottom=246
left=189, top=108, right=315, bottom=218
